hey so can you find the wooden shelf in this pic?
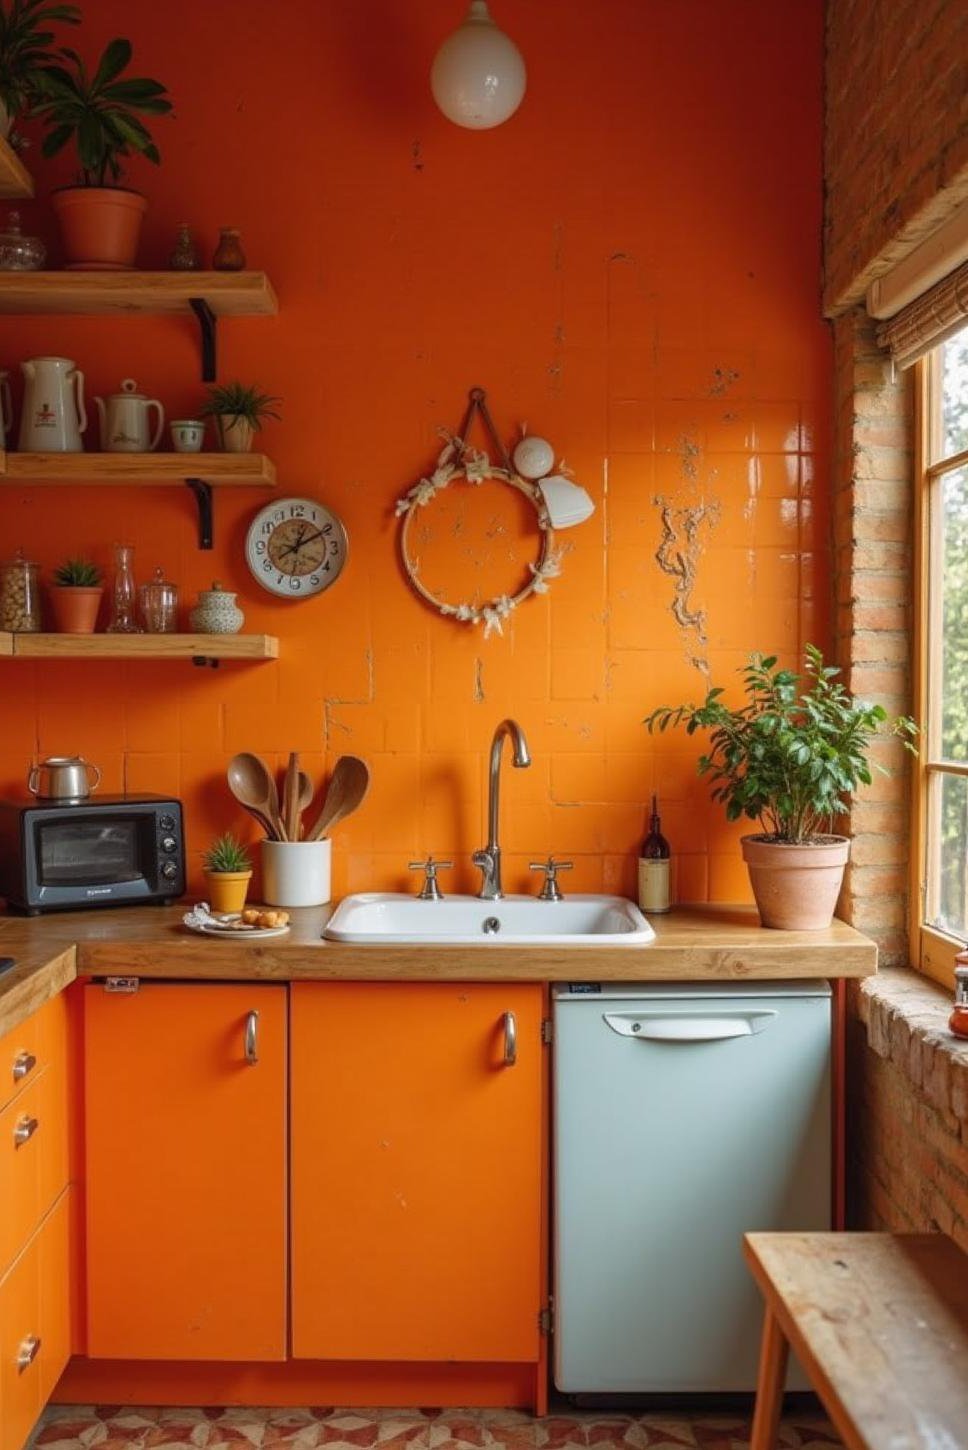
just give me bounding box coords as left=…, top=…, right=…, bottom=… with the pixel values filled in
left=0, top=452, right=276, bottom=487
left=0, top=136, right=33, bottom=199
left=0, top=270, right=276, bottom=315
left=0, top=633, right=279, bottom=663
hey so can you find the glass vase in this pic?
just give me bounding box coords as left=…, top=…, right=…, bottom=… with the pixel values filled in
left=106, top=543, right=142, bottom=633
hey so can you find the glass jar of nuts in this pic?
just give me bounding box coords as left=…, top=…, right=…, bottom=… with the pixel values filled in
left=0, top=552, right=41, bottom=631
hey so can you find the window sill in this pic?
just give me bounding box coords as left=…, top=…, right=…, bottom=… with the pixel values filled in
left=855, top=969, right=968, bottom=1127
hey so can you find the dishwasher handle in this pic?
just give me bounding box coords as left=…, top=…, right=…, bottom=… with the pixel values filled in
left=603, top=1010, right=777, bottom=1042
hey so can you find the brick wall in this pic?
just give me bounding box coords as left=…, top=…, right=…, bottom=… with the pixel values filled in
left=824, top=0, right=968, bottom=314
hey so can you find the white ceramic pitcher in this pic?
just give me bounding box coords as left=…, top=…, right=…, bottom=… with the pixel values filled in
left=19, top=356, right=87, bottom=452
left=95, top=378, right=165, bottom=453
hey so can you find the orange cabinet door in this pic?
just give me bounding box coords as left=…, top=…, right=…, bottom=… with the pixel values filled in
left=291, top=982, right=544, bottom=1363
left=84, top=983, right=287, bottom=1361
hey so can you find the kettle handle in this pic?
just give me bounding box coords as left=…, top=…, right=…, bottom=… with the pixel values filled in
left=72, top=368, right=87, bottom=435
left=85, top=762, right=102, bottom=793
left=146, top=399, right=165, bottom=452
left=26, top=765, right=39, bottom=795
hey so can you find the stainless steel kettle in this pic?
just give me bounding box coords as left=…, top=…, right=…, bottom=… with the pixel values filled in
left=27, top=755, right=101, bottom=800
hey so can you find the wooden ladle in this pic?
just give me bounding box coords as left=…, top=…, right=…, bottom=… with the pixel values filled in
left=306, top=755, right=370, bottom=841
left=227, top=752, right=286, bottom=841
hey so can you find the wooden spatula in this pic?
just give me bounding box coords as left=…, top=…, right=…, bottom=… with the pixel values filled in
left=282, top=751, right=300, bottom=843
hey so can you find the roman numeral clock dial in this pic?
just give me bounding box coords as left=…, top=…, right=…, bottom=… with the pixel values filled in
left=245, top=498, right=348, bottom=598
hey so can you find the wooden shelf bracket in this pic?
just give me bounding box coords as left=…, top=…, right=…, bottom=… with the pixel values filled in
left=189, top=296, right=218, bottom=381
left=185, top=477, right=214, bottom=549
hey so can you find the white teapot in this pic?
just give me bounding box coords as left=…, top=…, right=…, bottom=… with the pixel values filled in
left=95, top=378, right=164, bottom=453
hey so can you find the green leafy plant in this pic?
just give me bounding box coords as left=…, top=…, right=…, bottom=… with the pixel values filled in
left=0, top=0, right=79, bottom=127
left=202, top=833, right=252, bottom=874
left=53, top=556, right=101, bottom=586
left=33, top=36, right=172, bottom=186
left=645, top=644, right=918, bottom=844
left=200, top=381, right=282, bottom=432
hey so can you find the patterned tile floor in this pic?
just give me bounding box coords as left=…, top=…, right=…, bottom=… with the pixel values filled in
left=32, top=1406, right=843, bottom=1450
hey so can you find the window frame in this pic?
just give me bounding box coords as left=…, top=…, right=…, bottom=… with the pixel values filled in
left=911, top=346, right=968, bottom=987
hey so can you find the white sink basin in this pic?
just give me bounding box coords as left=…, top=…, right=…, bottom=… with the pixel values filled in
left=323, top=893, right=655, bottom=946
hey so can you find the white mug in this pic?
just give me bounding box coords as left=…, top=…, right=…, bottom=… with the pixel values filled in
left=261, top=839, right=331, bottom=907
left=170, top=418, right=205, bottom=453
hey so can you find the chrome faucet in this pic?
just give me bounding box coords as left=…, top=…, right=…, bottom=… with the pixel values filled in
left=472, top=719, right=531, bottom=900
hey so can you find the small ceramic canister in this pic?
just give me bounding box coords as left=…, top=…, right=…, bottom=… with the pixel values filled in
left=170, top=418, right=205, bottom=452
left=189, top=580, right=244, bottom=634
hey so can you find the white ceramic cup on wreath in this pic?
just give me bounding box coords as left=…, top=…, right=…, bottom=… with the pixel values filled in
left=170, top=418, right=205, bottom=453
left=261, top=839, right=332, bottom=907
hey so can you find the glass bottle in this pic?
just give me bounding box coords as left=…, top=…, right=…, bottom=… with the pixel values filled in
left=139, top=566, right=179, bottom=633
left=950, top=955, right=968, bottom=1040
left=106, top=544, right=142, bottom=633
left=638, top=793, right=671, bottom=914
left=169, top=223, right=199, bottom=271
left=212, top=226, right=246, bottom=271
left=0, top=551, right=40, bottom=631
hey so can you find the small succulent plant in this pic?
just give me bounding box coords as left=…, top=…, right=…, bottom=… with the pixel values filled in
left=202, top=832, right=252, bottom=874
left=199, top=381, right=282, bottom=431
left=53, top=556, right=101, bottom=587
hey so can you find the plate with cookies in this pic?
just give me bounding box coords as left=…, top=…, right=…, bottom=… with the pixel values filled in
left=183, top=903, right=291, bottom=938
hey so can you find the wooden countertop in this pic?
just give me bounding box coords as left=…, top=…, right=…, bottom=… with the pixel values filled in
left=0, top=901, right=876, bottom=1039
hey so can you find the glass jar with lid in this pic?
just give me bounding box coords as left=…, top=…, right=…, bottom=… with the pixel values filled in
left=0, top=551, right=41, bottom=631
left=0, top=211, right=46, bottom=270
left=139, top=566, right=179, bottom=633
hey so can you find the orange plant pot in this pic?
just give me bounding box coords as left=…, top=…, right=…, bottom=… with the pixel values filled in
left=741, top=834, right=850, bottom=931
left=204, top=870, right=252, bottom=915
left=49, top=586, right=103, bottom=634
left=51, top=186, right=147, bottom=270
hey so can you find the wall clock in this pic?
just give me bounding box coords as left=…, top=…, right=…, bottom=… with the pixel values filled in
left=245, top=497, right=348, bottom=598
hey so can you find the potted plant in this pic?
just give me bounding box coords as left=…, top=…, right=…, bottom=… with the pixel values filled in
left=49, top=555, right=102, bottom=632
left=200, top=381, right=281, bottom=454
left=201, top=832, right=253, bottom=915
left=0, top=0, right=79, bottom=141
left=645, top=645, right=917, bottom=930
left=33, top=36, right=172, bottom=268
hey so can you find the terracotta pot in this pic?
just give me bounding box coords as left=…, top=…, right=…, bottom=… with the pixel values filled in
left=49, top=586, right=102, bottom=634
left=51, top=186, right=147, bottom=270
left=204, top=869, right=252, bottom=915
left=741, top=834, right=850, bottom=931
left=216, top=415, right=255, bottom=453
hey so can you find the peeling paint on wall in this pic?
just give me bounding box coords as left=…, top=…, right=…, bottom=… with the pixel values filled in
left=653, top=431, right=721, bottom=677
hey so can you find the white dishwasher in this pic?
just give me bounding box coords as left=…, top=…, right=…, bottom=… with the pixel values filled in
left=553, top=980, right=831, bottom=1393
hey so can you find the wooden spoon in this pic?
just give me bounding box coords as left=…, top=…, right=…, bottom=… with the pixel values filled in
left=227, top=751, right=286, bottom=841
left=295, top=769, right=314, bottom=839
left=282, top=751, right=300, bottom=843
left=306, top=755, right=370, bottom=841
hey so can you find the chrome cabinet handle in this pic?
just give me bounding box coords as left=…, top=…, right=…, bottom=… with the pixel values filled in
left=503, top=1010, right=517, bottom=1066
left=14, top=1115, right=38, bottom=1147
left=12, top=1050, right=36, bottom=1084
left=17, top=1335, right=40, bottom=1373
left=244, top=1010, right=259, bottom=1065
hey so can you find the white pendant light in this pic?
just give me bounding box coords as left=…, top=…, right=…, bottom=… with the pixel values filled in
left=430, top=1, right=526, bottom=131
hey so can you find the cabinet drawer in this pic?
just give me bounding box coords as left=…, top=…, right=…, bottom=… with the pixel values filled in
left=0, top=994, right=68, bottom=1116
left=0, top=1060, right=69, bottom=1277
left=0, top=1190, right=72, bottom=1450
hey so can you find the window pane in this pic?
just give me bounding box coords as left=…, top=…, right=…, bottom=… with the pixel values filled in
left=931, top=772, right=968, bottom=938
left=938, top=463, right=968, bottom=760
left=941, top=322, right=968, bottom=457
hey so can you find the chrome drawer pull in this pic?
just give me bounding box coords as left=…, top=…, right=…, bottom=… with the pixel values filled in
left=17, top=1335, right=40, bottom=1373
left=13, top=1114, right=38, bottom=1147
left=503, top=1010, right=517, bottom=1067
left=12, top=1051, right=36, bottom=1084
left=244, top=1010, right=259, bottom=1066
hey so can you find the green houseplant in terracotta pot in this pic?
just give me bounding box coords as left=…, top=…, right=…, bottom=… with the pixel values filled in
left=202, top=832, right=253, bottom=915
left=50, top=555, right=102, bottom=632
left=645, top=645, right=917, bottom=930
left=0, top=0, right=80, bottom=141
left=33, top=36, right=172, bottom=268
left=200, top=381, right=281, bottom=454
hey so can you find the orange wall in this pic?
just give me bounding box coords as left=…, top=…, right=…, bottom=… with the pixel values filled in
left=0, top=0, right=830, bottom=903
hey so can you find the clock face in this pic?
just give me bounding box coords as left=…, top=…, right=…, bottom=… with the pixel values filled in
left=245, top=497, right=348, bottom=598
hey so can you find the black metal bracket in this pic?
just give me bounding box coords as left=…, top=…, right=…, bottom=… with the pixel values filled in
left=192, top=656, right=220, bottom=669
left=189, top=297, right=217, bottom=382
left=185, top=478, right=213, bottom=549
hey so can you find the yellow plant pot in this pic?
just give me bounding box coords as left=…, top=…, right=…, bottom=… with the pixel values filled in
left=204, top=869, right=252, bottom=915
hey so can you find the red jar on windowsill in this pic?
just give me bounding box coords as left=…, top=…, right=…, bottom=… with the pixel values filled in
left=950, top=956, right=968, bottom=1039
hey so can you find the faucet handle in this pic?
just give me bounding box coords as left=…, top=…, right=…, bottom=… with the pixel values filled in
left=408, top=856, right=453, bottom=901
left=529, top=857, right=573, bottom=902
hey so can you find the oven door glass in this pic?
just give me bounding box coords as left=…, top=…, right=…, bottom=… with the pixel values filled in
left=36, top=819, right=145, bottom=887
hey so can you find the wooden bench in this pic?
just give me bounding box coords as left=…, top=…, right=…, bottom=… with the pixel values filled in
left=744, top=1232, right=968, bottom=1450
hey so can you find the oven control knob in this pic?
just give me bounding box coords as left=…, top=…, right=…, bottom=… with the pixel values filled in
left=160, top=814, right=176, bottom=831
left=161, top=862, right=178, bottom=881
left=161, top=836, right=177, bottom=853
